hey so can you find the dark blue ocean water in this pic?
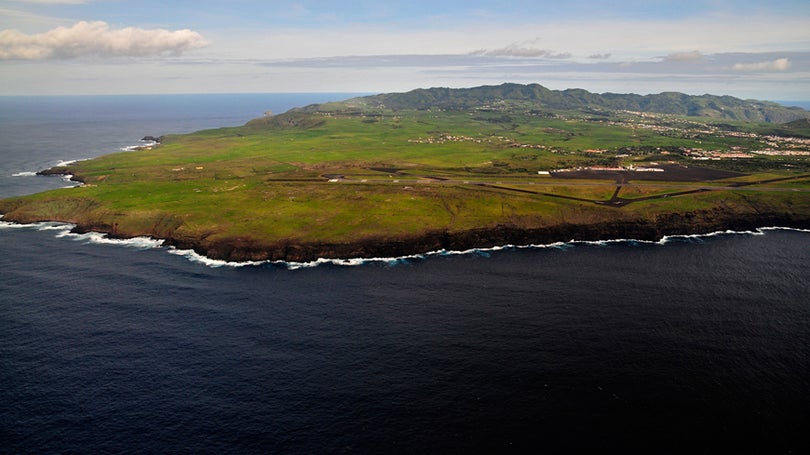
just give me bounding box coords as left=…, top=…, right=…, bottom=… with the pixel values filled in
left=1, top=95, right=809, bottom=453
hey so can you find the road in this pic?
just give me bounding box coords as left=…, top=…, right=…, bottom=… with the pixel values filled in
left=317, top=172, right=810, bottom=207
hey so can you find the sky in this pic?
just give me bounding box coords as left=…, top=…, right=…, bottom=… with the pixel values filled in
left=1, top=0, right=809, bottom=100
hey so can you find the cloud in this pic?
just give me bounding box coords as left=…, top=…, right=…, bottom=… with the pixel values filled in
left=663, top=50, right=705, bottom=62
left=588, top=53, right=611, bottom=60
left=470, top=39, right=571, bottom=59
left=731, top=58, right=792, bottom=72
left=471, top=46, right=571, bottom=59
left=0, top=21, right=208, bottom=60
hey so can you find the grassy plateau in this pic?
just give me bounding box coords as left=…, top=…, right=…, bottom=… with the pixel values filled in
left=2, top=84, right=810, bottom=261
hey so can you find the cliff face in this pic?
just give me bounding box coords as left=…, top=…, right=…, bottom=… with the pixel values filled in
left=64, top=208, right=808, bottom=263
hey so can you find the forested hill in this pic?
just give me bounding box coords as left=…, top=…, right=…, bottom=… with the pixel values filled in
left=348, top=83, right=809, bottom=123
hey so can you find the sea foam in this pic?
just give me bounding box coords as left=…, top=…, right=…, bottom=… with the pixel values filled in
left=120, top=139, right=158, bottom=152
left=0, top=219, right=163, bottom=250
left=0, top=220, right=75, bottom=232
left=167, top=247, right=264, bottom=268
left=55, top=230, right=165, bottom=250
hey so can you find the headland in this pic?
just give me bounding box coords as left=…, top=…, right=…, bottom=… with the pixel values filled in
left=2, top=84, right=810, bottom=262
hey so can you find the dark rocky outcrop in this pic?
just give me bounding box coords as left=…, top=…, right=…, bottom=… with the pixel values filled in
left=35, top=166, right=71, bottom=177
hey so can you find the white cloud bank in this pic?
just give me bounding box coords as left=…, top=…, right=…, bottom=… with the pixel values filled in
left=0, top=21, right=208, bottom=60
left=731, top=58, right=792, bottom=72
left=469, top=38, right=572, bottom=59
left=471, top=46, right=572, bottom=59
left=664, top=50, right=705, bottom=62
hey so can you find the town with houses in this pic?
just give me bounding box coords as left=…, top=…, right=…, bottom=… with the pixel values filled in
left=406, top=131, right=810, bottom=161
left=406, top=109, right=810, bottom=167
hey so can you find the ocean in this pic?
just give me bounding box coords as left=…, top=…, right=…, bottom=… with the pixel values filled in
left=1, top=94, right=808, bottom=453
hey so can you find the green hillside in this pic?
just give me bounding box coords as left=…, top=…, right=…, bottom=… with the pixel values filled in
left=350, top=83, right=809, bottom=123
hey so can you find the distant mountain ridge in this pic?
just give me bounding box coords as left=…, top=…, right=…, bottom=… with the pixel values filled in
left=349, top=83, right=809, bottom=123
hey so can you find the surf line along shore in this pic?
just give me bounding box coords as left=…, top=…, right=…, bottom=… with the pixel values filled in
left=4, top=206, right=805, bottom=263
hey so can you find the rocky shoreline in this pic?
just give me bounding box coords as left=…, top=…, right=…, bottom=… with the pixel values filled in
left=55, top=208, right=810, bottom=263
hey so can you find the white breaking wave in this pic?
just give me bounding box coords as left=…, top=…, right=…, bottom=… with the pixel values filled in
left=0, top=220, right=75, bottom=232
left=55, top=230, right=165, bottom=249
left=120, top=140, right=158, bottom=152
left=280, top=240, right=622, bottom=270
left=281, top=253, right=427, bottom=270
left=760, top=226, right=810, bottom=234
left=55, top=173, right=81, bottom=188
left=167, top=248, right=263, bottom=268
left=35, top=222, right=76, bottom=232
left=11, top=171, right=38, bottom=177
left=0, top=219, right=163, bottom=250
left=660, top=229, right=765, bottom=243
